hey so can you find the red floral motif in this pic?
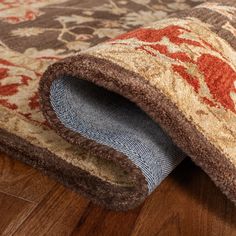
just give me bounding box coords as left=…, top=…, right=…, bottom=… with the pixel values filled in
left=0, top=59, right=14, bottom=66
left=0, top=46, right=63, bottom=125
left=0, top=57, right=38, bottom=117
left=0, top=68, right=9, bottom=80
left=0, top=0, right=47, bottom=24
left=112, top=26, right=236, bottom=113
left=172, top=64, right=200, bottom=92
left=0, top=84, right=19, bottom=96
left=28, top=92, right=40, bottom=110
left=0, top=61, right=33, bottom=98
left=0, top=59, right=18, bottom=97
left=197, top=54, right=236, bottom=113
left=21, top=75, right=32, bottom=85
left=0, top=51, right=62, bottom=125
left=5, top=11, right=39, bottom=24
left=113, top=26, right=203, bottom=47
left=0, top=99, right=17, bottom=110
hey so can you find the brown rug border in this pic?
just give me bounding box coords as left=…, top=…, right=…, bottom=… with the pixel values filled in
left=40, top=54, right=236, bottom=204
left=0, top=126, right=148, bottom=210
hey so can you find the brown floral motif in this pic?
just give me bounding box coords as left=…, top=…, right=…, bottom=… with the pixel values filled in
left=0, top=0, right=204, bottom=53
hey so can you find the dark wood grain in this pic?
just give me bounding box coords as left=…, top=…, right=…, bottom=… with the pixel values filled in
left=130, top=160, right=236, bottom=236
left=0, top=152, right=235, bottom=236
left=14, top=185, right=89, bottom=236
left=0, top=192, right=35, bottom=236
left=0, top=153, right=56, bottom=203
left=71, top=203, right=142, bottom=236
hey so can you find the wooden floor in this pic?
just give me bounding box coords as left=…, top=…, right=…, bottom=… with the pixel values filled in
left=0, top=152, right=235, bottom=236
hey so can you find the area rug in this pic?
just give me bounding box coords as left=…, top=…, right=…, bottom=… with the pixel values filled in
left=1, top=0, right=236, bottom=210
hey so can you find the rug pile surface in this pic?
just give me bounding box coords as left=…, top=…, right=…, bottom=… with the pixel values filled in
left=1, top=0, right=236, bottom=210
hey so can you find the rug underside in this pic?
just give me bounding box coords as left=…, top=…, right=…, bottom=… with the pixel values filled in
left=50, top=77, right=184, bottom=192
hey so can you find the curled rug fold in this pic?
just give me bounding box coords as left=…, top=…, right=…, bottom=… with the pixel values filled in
left=39, top=1, right=236, bottom=209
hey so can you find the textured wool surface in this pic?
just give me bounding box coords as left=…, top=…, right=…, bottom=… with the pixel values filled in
left=1, top=0, right=236, bottom=210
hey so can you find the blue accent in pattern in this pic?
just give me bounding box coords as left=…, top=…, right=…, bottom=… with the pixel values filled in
left=50, top=76, right=185, bottom=192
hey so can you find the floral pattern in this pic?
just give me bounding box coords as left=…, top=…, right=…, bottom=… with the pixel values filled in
left=0, top=0, right=204, bottom=52
left=0, top=0, right=235, bottom=207
left=0, top=0, right=67, bottom=24
left=0, top=0, right=203, bottom=125
left=111, top=25, right=236, bottom=113
left=84, top=16, right=236, bottom=163
left=0, top=43, right=63, bottom=124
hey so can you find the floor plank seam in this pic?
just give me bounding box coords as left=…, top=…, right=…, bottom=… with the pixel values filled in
left=10, top=184, right=60, bottom=235
left=0, top=190, right=35, bottom=204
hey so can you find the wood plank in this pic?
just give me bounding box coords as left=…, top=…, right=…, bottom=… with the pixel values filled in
left=0, top=153, right=235, bottom=236
left=13, top=184, right=90, bottom=236
left=0, top=152, right=56, bottom=203
left=70, top=160, right=236, bottom=236
left=130, top=160, right=236, bottom=236
left=71, top=203, right=142, bottom=236
left=0, top=192, right=35, bottom=236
